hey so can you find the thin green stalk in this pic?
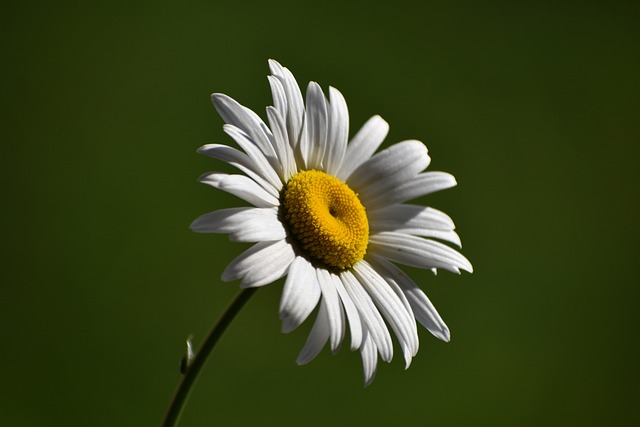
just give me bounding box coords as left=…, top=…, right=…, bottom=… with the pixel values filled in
left=162, top=288, right=257, bottom=427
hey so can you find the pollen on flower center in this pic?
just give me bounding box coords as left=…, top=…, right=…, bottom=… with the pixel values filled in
left=282, top=170, right=369, bottom=270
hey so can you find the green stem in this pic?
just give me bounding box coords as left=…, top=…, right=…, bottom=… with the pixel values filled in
left=162, top=288, right=257, bottom=427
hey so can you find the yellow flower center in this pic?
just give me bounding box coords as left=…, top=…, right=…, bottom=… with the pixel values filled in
left=282, top=170, right=369, bottom=270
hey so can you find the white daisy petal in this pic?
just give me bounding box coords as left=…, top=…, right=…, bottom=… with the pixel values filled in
left=368, top=204, right=456, bottom=231
left=266, top=106, right=297, bottom=181
left=333, top=272, right=363, bottom=350
left=197, top=144, right=280, bottom=198
left=363, top=171, right=458, bottom=210
left=360, top=330, right=378, bottom=386
left=190, top=207, right=284, bottom=243
left=336, top=115, right=389, bottom=181
left=353, top=261, right=419, bottom=365
left=268, top=60, right=305, bottom=150
left=198, top=172, right=279, bottom=208
left=222, top=240, right=295, bottom=288
left=302, top=82, right=329, bottom=170
left=324, top=87, right=349, bottom=176
left=369, top=231, right=473, bottom=273
left=341, top=270, right=393, bottom=362
left=296, top=298, right=330, bottom=365
left=368, top=204, right=462, bottom=247
left=223, top=125, right=283, bottom=191
left=317, top=268, right=345, bottom=353
left=280, top=257, right=321, bottom=333
left=370, top=254, right=450, bottom=342
left=396, top=228, right=461, bottom=247
left=347, top=140, right=430, bottom=191
left=267, top=75, right=287, bottom=119
left=211, top=94, right=280, bottom=167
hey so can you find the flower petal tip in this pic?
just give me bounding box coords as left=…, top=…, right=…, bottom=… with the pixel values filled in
left=279, top=317, right=297, bottom=334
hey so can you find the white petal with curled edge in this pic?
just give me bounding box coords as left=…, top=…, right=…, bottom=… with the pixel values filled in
left=336, top=115, right=389, bottom=181
left=296, top=299, right=330, bottom=365
left=223, top=125, right=283, bottom=191
left=211, top=93, right=278, bottom=162
left=361, top=330, right=378, bottom=387
left=369, top=210, right=462, bottom=247
left=190, top=207, right=285, bottom=242
left=324, top=87, right=349, bottom=176
left=363, top=171, right=458, bottom=211
left=222, top=240, right=295, bottom=288
left=333, top=272, right=363, bottom=351
left=369, top=232, right=473, bottom=274
left=266, top=106, right=297, bottom=181
left=199, top=173, right=279, bottom=208
left=268, top=60, right=305, bottom=149
left=347, top=140, right=430, bottom=192
left=317, top=268, right=345, bottom=354
left=280, top=257, right=321, bottom=333
left=197, top=144, right=280, bottom=198
left=267, top=75, right=287, bottom=120
left=301, top=82, right=328, bottom=170
left=368, top=204, right=456, bottom=231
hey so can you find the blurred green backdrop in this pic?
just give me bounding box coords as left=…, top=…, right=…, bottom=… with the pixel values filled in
left=2, top=0, right=639, bottom=425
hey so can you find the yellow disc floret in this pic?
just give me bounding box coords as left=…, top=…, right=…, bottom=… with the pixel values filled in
left=282, top=170, right=369, bottom=270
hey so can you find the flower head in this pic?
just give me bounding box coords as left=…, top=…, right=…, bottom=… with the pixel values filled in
left=191, top=60, right=472, bottom=385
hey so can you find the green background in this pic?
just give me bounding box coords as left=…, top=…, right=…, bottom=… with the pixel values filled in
left=3, top=0, right=639, bottom=425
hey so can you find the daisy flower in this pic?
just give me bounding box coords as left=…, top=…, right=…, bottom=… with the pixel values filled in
left=191, top=60, right=472, bottom=385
